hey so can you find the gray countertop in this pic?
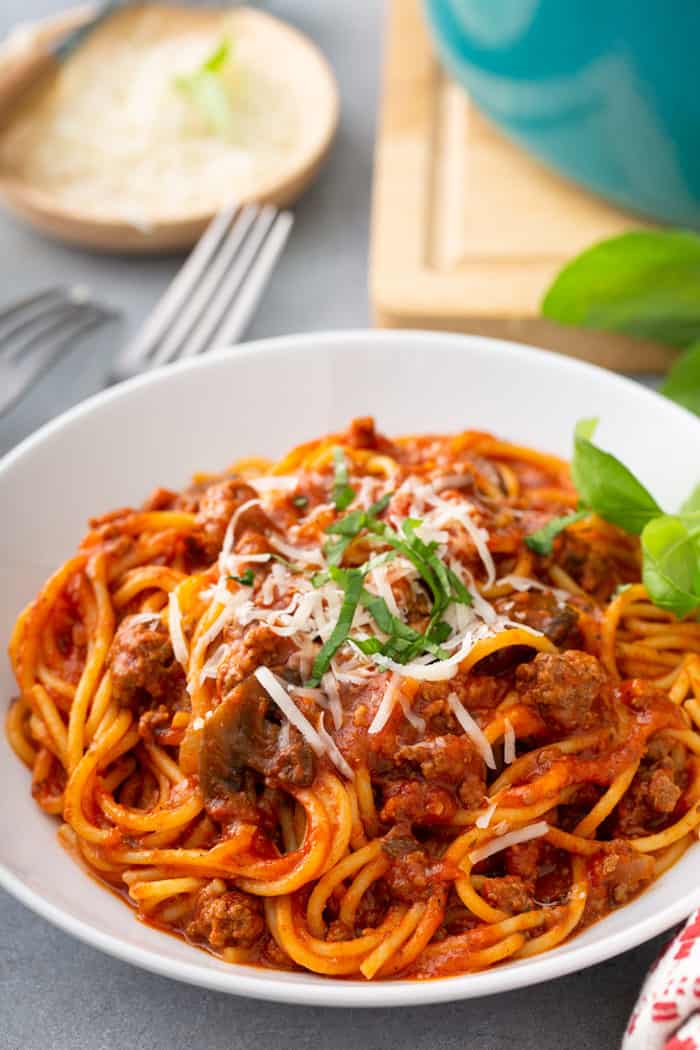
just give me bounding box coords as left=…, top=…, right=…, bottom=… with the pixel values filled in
left=0, top=2, right=667, bottom=1046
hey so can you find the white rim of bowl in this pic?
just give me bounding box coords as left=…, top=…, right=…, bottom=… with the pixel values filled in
left=2, top=328, right=699, bottom=1006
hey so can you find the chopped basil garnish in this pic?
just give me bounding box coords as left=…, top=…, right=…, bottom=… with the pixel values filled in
left=525, top=509, right=588, bottom=556
left=307, top=568, right=364, bottom=685
left=332, top=447, right=356, bottom=511
left=323, top=492, right=393, bottom=567
left=314, top=488, right=475, bottom=669
left=293, top=495, right=309, bottom=508
left=270, top=554, right=302, bottom=572
left=229, top=569, right=254, bottom=586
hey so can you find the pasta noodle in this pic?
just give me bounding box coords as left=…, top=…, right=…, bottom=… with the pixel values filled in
left=7, top=417, right=700, bottom=981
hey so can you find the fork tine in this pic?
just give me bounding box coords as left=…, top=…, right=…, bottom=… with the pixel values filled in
left=112, top=203, right=238, bottom=377
left=1, top=300, right=86, bottom=359
left=0, top=305, right=115, bottom=417
left=176, top=205, right=281, bottom=360
left=211, top=210, right=294, bottom=350
left=0, top=286, right=67, bottom=327
left=148, top=204, right=259, bottom=369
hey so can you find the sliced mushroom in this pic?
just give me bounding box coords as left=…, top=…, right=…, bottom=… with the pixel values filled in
left=200, top=673, right=316, bottom=822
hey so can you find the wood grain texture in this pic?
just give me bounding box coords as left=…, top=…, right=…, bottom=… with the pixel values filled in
left=370, top=0, right=674, bottom=372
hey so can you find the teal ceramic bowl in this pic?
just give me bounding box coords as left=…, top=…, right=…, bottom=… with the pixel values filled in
left=424, top=0, right=700, bottom=227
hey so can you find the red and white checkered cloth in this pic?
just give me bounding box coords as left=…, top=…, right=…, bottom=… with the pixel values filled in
left=624, top=911, right=700, bottom=1049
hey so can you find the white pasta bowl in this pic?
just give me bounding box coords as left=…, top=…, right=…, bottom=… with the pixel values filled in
left=1, top=329, right=699, bottom=1007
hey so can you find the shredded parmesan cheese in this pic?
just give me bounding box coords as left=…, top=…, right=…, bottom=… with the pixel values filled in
left=200, top=642, right=228, bottom=681
left=168, top=590, right=189, bottom=669
left=267, top=534, right=324, bottom=567
left=399, top=693, right=425, bottom=733
left=321, top=672, right=343, bottom=731
left=247, top=475, right=299, bottom=492
left=430, top=495, right=496, bottom=587
left=498, top=575, right=571, bottom=602
left=475, top=801, right=498, bottom=829
left=220, top=498, right=262, bottom=570
left=128, top=611, right=163, bottom=625
left=503, top=718, right=516, bottom=765
left=375, top=623, right=492, bottom=682
left=367, top=563, right=400, bottom=617
left=318, top=714, right=354, bottom=780
left=468, top=822, right=549, bottom=865
left=0, top=8, right=304, bottom=226
left=254, top=667, right=325, bottom=757
left=447, top=693, right=496, bottom=769
left=368, top=672, right=401, bottom=735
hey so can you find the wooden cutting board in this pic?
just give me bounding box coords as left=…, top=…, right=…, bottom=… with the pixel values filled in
left=370, top=0, right=674, bottom=372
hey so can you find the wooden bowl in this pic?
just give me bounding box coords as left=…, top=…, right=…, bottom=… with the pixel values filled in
left=0, top=5, right=339, bottom=253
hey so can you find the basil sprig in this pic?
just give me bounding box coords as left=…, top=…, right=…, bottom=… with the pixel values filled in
left=641, top=515, right=700, bottom=618
left=661, top=343, right=700, bottom=418
left=526, top=419, right=700, bottom=616
left=541, top=230, right=700, bottom=350
left=541, top=229, right=700, bottom=416
left=570, top=419, right=662, bottom=533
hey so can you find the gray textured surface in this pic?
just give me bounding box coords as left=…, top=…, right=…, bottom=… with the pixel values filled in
left=0, top=2, right=667, bottom=1047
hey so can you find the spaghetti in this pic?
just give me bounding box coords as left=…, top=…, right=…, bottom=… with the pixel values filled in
left=7, top=417, right=700, bottom=980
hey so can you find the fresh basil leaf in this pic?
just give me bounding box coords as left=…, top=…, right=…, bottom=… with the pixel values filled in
left=367, top=492, right=393, bottom=517
left=332, top=447, right=356, bottom=511
left=324, top=495, right=392, bottom=540
left=574, top=418, right=597, bottom=442
left=681, top=482, right=700, bottom=515
left=203, top=39, right=231, bottom=72
left=322, top=494, right=392, bottom=568
left=430, top=620, right=452, bottom=644
left=641, top=515, right=700, bottom=617
left=661, top=342, right=700, bottom=418
left=541, top=230, right=700, bottom=348
left=371, top=519, right=443, bottom=609
left=525, top=509, right=589, bottom=556
left=571, top=418, right=661, bottom=534
left=307, top=568, right=364, bottom=685
left=356, top=584, right=449, bottom=664
left=323, top=534, right=352, bottom=567
left=359, top=588, right=395, bottom=634
left=333, top=485, right=356, bottom=512
left=325, top=508, right=367, bottom=538
left=350, top=636, right=384, bottom=655
left=229, top=569, right=254, bottom=586
left=174, top=39, right=236, bottom=138
left=358, top=551, right=397, bottom=575
left=446, top=567, right=473, bottom=606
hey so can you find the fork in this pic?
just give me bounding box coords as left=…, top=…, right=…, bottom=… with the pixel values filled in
left=0, top=286, right=119, bottom=417
left=110, top=203, right=294, bottom=382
